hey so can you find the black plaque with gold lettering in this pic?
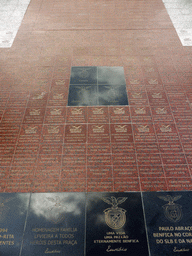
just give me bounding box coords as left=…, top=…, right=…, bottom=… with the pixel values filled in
left=68, top=67, right=128, bottom=106
left=21, top=193, right=85, bottom=256
left=86, top=192, right=149, bottom=256
left=143, top=191, right=192, bottom=256
left=0, top=193, right=30, bottom=256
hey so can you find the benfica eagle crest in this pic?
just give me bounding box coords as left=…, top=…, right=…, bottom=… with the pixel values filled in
left=158, top=195, right=183, bottom=223
left=102, top=196, right=127, bottom=229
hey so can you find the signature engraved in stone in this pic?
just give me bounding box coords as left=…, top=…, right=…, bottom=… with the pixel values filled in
left=173, top=247, right=189, bottom=252
left=45, top=248, right=61, bottom=254
left=106, top=245, right=127, bottom=252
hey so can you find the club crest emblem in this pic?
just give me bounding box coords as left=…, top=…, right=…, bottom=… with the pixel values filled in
left=102, top=196, right=127, bottom=229
left=158, top=195, right=183, bottom=223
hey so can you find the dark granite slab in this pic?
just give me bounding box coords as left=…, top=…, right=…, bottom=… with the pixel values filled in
left=0, top=193, right=30, bottom=256
left=86, top=192, right=149, bottom=256
left=98, top=84, right=128, bottom=105
left=68, top=84, right=98, bottom=106
left=21, top=193, right=85, bottom=256
left=68, top=67, right=128, bottom=106
left=70, top=67, right=97, bottom=85
left=143, top=191, right=192, bottom=256
left=98, top=67, right=126, bottom=85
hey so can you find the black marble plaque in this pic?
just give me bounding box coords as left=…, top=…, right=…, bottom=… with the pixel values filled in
left=98, top=67, right=126, bottom=85
left=86, top=192, right=149, bottom=256
left=68, top=84, right=98, bottom=106
left=21, top=193, right=85, bottom=256
left=0, top=193, right=30, bottom=256
left=143, top=191, right=192, bottom=256
left=98, top=84, right=128, bottom=105
left=68, top=67, right=128, bottom=106
left=70, top=67, right=97, bottom=85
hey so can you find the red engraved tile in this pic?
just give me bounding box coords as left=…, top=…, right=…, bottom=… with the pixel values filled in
left=167, top=178, right=192, bottom=191
left=151, top=106, right=174, bottom=122
left=52, top=66, right=70, bottom=79
left=114, top=178, right=140, bottom=192
left=0, top=167, right=9, bottom=179
left=112, top=154, right=136, bottom=166
left=88, top=107, right=109, bottom=123
left=113, top=166, right=138, bottom=178
left=9, top=167, right=34, bottom=179
left=0, top=180, right=6, bottom=192
left=37, top=154, right=62, bottom=168
left=135, top=142, right=159, bottom=153
left=60, top=179, right=86, bottom=192
left=63, top=143, right=86, bottom=155
left=88, top=124, right=110, bottom=143
left=12, top=154, right=38, bottom=167
left=32, top=179, right=60, bottom=192
left=15, top=143, right=39, bottom=155
left=50, top=79, right=69, bottom=92
left=109, top=106, right=131, bottom=123
left=0, top=124, right=20, bottom=144
left=87, top=166, right=112, bottom=179
left=155, top=122, right=179, bottom=141
left=44, top=107, right=66, bottom=124
left=87, top=154, right=112, bottom=166
left=64, top=124, right=87, bottom=143
left=87, top=144, right=111, bottom=154
left=23, top=108, right=45, bottom=124
left=110, top=124, right=133, bottom=143
left=147, top=91, right=169, bottom=106
left=18, top=124, right=42, bottom=144
left=133, top=123, right=156, bottom=142
left=62, top=155, right=86, bottom=167
left=87, top=178, right=113, bottom=192
left=130, top=106, right=152, bottom=122
left=6, top=179, right=32, bottom=193
left=47, top=91, right=68, bottom=106
left=28, top=91, right=48, bottom=107
left=35, top=168, right=60, bottom=180
left=158, top=142, right=183, bottom=153
left=138, top=166, right=164, bottom=178
left=161, top=153, right=187, bottom=165
left=112, top=143, right=135, bottom=154
left=41, top=125, right=64, bottom=144
left=39, top=143, right=62, bottom=155
left=55, top=56, right=72, bottom=66
left=72, top=56, right=90, bottom=66
left=140, top=178, right=168, bottom=191
left=182, top=143, right=192, bottom=154
left=137, top=153, right=162, bottom=165
left=1, top=108, right=25, bottom=124
left=186, top=154, right=192, bottom=165
left=66, top=107, right=87, bottom=123
left=127, top=91, right=149, bottom=106
left=61, top=167, right=86, bottom=179
left=164, top=165, right=190, bottom=178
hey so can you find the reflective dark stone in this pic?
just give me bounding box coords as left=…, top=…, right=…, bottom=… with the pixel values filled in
left=21, top=193, right=85, bottom=256
left=68, top=84, right=98, bottom=106
left=98, top=84, right=128, bottom=105
left=0, top=193, right=30, bottom=256
left=86, top=192, right=149, bottom=256
left=98, top=67, right=126, bottom=85
left=68, top=66, right=128, bottom=106
left=143, top=191, right=192, bottom=256
left=70, top=67, right=97, bottom=85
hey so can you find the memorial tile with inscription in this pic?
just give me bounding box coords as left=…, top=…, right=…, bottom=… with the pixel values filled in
left=21, top=193, right=85, bottom=256
left=68, top=67, right=128, bottom=106
left=86, top=192, right=149, bottom=256
left=0, top=193, right=30, bottom=256
left=143, top=191, right=192, bottom=256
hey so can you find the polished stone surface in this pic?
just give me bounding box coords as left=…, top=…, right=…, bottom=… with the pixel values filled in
left=0, top=193, right=30, bottom=256
left=143, top=191, right=192, bottom=256
left=21, top=193, right=85, bottom=256
left=86, top=192, right=149, bottom=256
left=68, top=67, right=128, bottom=106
